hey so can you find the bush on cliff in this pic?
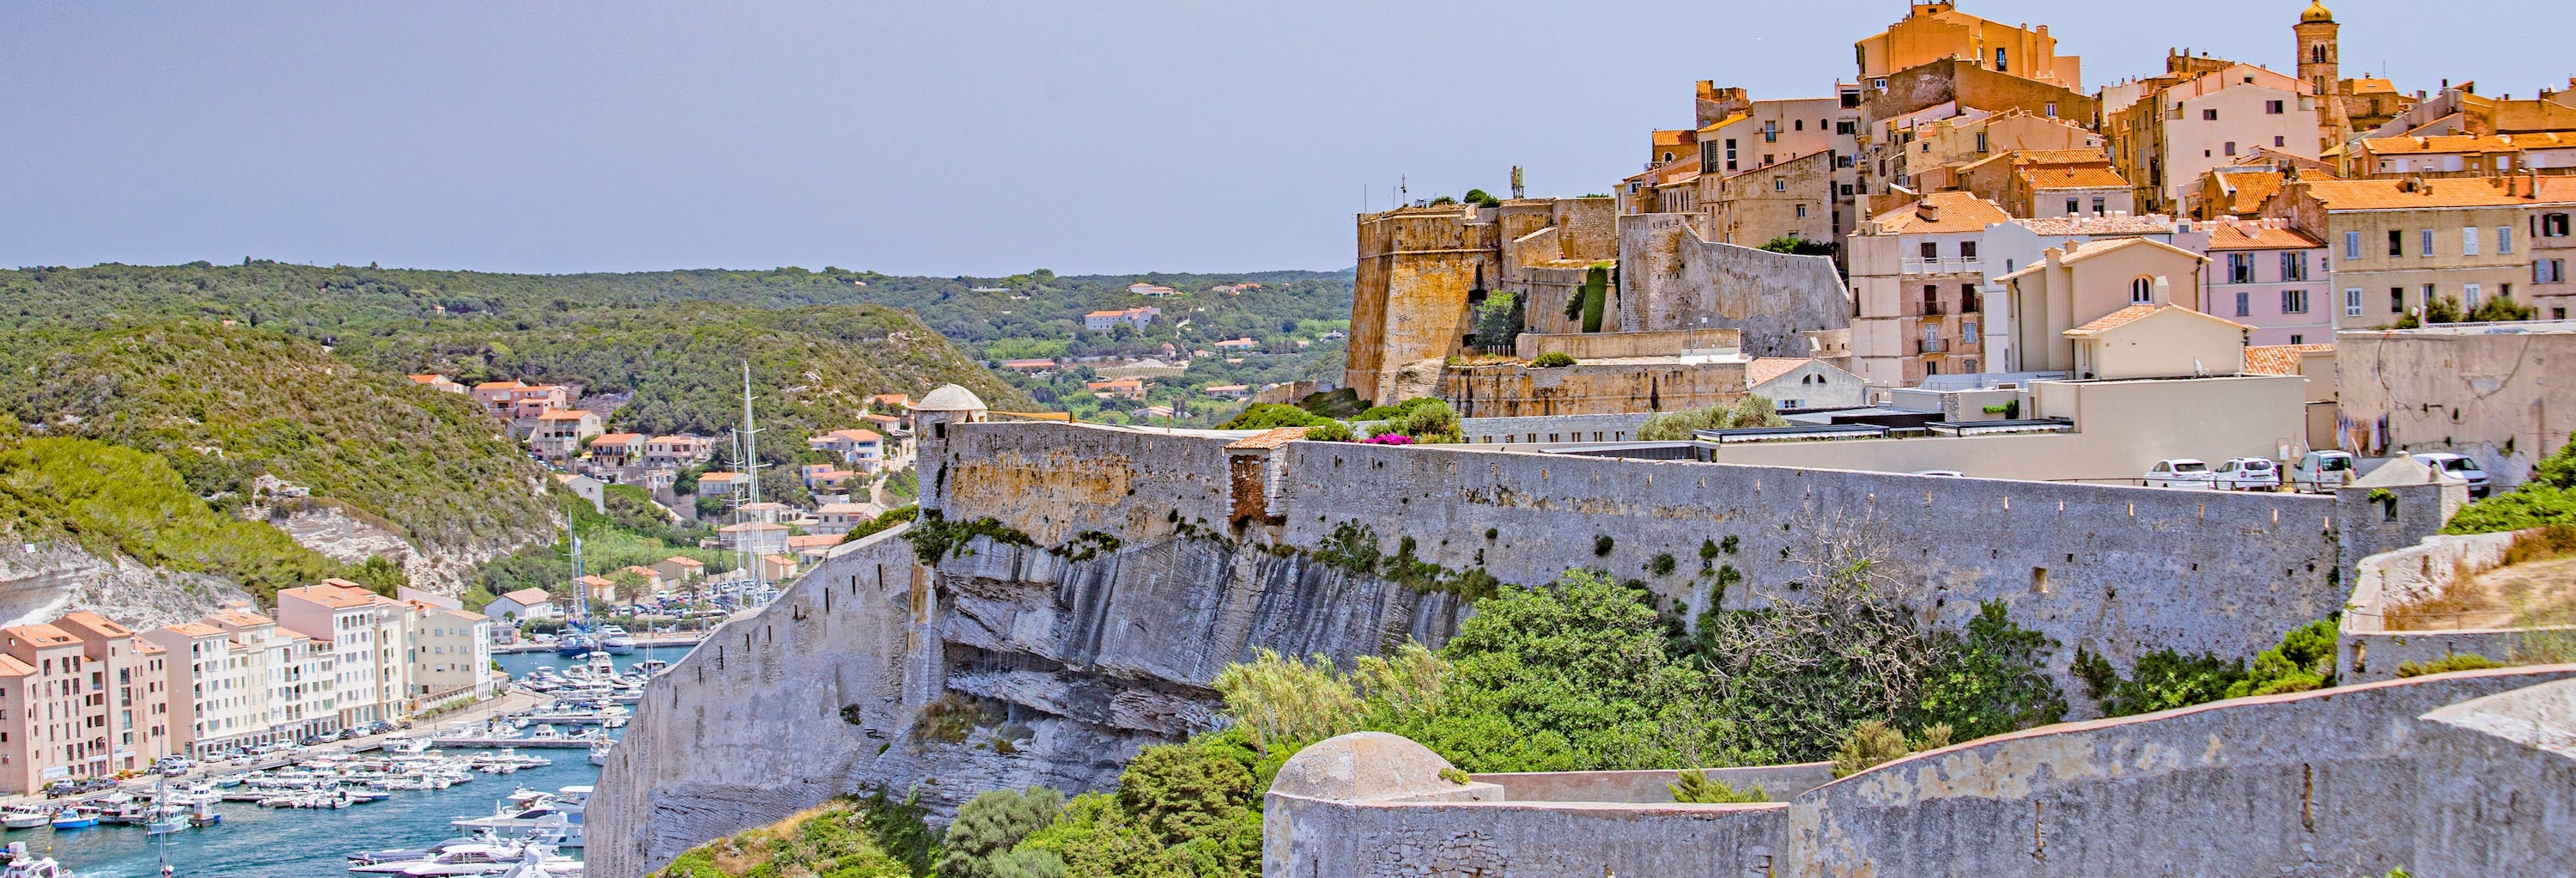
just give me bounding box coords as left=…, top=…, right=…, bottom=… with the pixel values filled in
left=1215, top=403, right=1323, bottom=430
left=2444, top=434, right=2576, bottom=534
left=1637, top=395, right=1789, bottom=441
left=1360, top=398, right=1459, bottom=444
left=0, top=435, right=348, bottom=602
left=938, top=788, right=1066, bottom=878
left=650, top=797, right=915, bottom=878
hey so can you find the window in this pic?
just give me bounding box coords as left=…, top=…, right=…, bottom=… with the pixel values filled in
left=2275, top=136, right=2287, bottom=148
left=2464, top=227, right=2481, bottom=256
left=2290, top=334, right=2305, bottom=344
left=2224, top=142, right=2239, bottom=156
left=2235, top=291, right=2251, bottom=316
left=1764, top=121, right=1778, bottom=143
left=2227, top=253, right=2255, bottom=284
left=1773, top=178, right=1787, bottom=192
left=2281, top=251, right=2309, bottom=281
left=2422, top=229, right=2436, bottom=257
left=1920, top=242, right=1939, bottom=260
left=1995, top=47, right=2008, bottom=71
left=1964, top=319, right=1979, bottom=336
left=1922, top=284, right=1940, bottom=314
left=1724, top=138, right=1739, bottom=172
left=2345, top=288, right=2364, bottom=317
left=1794, top=119, right=1804, bottom=131
left=2546, top=213, right=2573, bottom=237
left=2267, top=100, right=2286, bottom=114
left=2203, top=108, right=2220, bottom=121
left=2423, top=284, right=2438, bottom=307
left=2346, top=231, right=2362, bottom=259
left=1962, top=284, right=1980, bottom=312
left=2499, top=227, right=2513, bottom=254
left=2389, top=229, right=2404, bottom=257
left=2281, top=290, right=2308, bottom=314
left=2464, top=284, right=2483, bottom=308
left=2131, top=277, right=2154, bottom=303
left=1840, top=183, right=1856, bottom=196
left=2066, top=198, right=2081, bottom=215
left=2559, top=308, right=2570, bottom=320
left=1836, top=120, right=1856, bottom=136
left=2044, top=102, right=2058, bottom=118
left=1959, top=241, right=1978, bottom=260
left=2093, top=197, right=2106, bottom=215
left=2391, top=287, right=2406, bottom=313
left=2541, top=259, right=2569, bottom=284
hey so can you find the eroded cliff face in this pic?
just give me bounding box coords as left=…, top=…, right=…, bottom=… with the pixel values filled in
left=0, top=542, right=256, bottom=631
left=588, top=527, right=1461, bottom=878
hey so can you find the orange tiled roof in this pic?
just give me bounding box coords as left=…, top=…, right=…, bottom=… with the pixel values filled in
left=829, top=428, right=884, bottom=442
left=473, top=381, right=523, bottom=391
left=536, top=409, right=592, bottom=420
left=2218, top=171, right=2286, bottom=215
left=663, top=556, right=705, bottom=567
left=2065, top=304, right=2161, bottom=335
left=1871, top=192, right=2012, bottom=235
left=279, top=582, right=378, bottom=609
left=497, top=588, right=552, bottom=605
left=2012, top=149, right=2113, bottom=167
left=2359, top=132, right=2576, bottom=155
left=161, top=622, right=227, bottom=638
left=2022, top=167, right=2131, bottom=190
left=2207, top=222, right=2324, bottom=251
left=592, top=433, right=646, bottom=445
left=1744, top=357, right=1812, bottom=387
left=2245, top=344, right=2334, bottom=375
left=2299, top=179, right=2527, bottom=210
left=57, top=612, right=131, bottom=637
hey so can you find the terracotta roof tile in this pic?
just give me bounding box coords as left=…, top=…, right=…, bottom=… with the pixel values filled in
left=1743, top=357, right=1812, bottom=388
left=497, top=588, right=553, bottom=605
left=1869, top=192, right=2012, bottom=235
left=2207, top=222, right=2324, bottom=251
left=2021, top=167, right=2132, bottom=190
left=161, top=622, right=227, bottom=638
left=2065, top=304, right=2161, bottom=335
left=2244, top=344, right=2334, bottom=375
left=2298, top=179, right=2526, bottom=210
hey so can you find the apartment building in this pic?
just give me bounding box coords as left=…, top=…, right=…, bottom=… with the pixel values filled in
left=2345, top=133, right=2576, bottom=180
left=276, top=582, right=416, bottom=728
left=1902, top=111, right=2103, bottom=192
left=0, top=625, right=103, bottom=793
left=1957, top=149, right=2133, bottom=219
left=2264, top=178, right=2532, bottom=326
left=409, top=607, right=494, bottom=704
left=2104, top=63, right=2324, bottom=213
left=2202, top=218, right=2334, bottom=345
left=51, top=613, right=174, bottom=776
left=2516, top=174, right=2576, bottom=320
left=529, top=409, right=604, bottom=459
left=1856, top=2, right=2081, bottom=94
left=143, top=622, right=264, bottom=757
left=1850, top=192, right=2013, bottom=386
left=206, top=609, right=338, bottom=747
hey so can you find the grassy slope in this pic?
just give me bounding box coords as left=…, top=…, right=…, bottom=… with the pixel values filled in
left=0, top=435, right=343, bottom=602
left=4, top=322, right=556, bottom=556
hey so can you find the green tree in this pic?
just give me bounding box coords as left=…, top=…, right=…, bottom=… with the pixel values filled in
left=1905, top=601, right=2068, bottom=740
left=1217, top=404, right=1324, bottom=430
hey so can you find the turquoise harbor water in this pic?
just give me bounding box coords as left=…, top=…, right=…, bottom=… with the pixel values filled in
left=34, top=645, right=691, bottom=878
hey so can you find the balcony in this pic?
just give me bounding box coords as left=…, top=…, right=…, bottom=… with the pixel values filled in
left=1900, top=256, right=1984, bottom=275
left=1911, top=338, right=1949, bottom=355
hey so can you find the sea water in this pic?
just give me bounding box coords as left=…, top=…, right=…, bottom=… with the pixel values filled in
left=37, top=644, right=691, bottom=878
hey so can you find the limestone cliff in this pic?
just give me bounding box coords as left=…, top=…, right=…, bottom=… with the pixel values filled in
left=588, top=526, right=1461, bottom=878
left=0, top=542, right=257, bottom=631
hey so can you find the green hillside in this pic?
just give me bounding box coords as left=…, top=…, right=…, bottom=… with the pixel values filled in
left=0, top=434, right=346, bottom=602
left=4, top=322, right=556, bottom=558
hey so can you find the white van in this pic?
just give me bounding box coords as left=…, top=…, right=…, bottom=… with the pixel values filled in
left=2289, top=451, right=2355, bottom=493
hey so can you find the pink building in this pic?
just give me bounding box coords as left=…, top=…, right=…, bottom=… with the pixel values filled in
left=2201, top=218, right=2333, bottom=346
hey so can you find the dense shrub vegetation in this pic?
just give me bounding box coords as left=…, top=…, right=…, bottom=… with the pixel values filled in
left=2444, top=435, right=2576, bottom=534
left=1637, top=395, right=1789, bottom=441
left=0, top=435, right=348, bottom=602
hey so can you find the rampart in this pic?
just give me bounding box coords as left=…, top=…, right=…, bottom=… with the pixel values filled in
left=2342, top=527, right=2576, bottom=682
left=1267, top=667, right=2576, bottom=877
left=595, top=420, right=2439, bottom=875
left=1615, top=212, right=1853, bottom=357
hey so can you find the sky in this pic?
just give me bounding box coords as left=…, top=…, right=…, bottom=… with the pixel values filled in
left=1, top=1, right=2566, bottom=277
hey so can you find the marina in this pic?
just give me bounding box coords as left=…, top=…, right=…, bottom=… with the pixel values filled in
left=0, top=647, right=684, bottom=877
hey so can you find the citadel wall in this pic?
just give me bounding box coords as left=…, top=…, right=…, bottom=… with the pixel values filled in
left=1615, top=213, right=1853, bottom=357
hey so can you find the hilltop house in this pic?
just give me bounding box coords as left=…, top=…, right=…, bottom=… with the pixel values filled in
left=1082, top=307, right=1160, bottom=332
left=808, top=429, right=886, bottom=472
left=653, top=556, right=707, bottom=585
left=529, top=409, right=604, bottom=458
left=718, top=521, right=791, bottom=555
left=696, top=472, right=752, bottom=496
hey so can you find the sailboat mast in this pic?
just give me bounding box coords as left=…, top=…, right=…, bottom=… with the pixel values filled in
left=736, top=363, right=764, bottom=594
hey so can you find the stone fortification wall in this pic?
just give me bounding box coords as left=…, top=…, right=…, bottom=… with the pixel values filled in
left=938, top=424, right=1236, bottom=546
left=1616, top=213, right=1852, bottom=357
left=1441, top=359, right=1751, bottom=418
left=1458, top=413, right=1655, bottom=445
left=1267, top=667, right=2576, bottom=878
left=1267, top=440, right=2342, bottom=678
left=2341, top=527, right=2573, bottom=682
left=1468, top=763, right=1836, bottom=805
left=1510, top=328, right=1741, bottom=360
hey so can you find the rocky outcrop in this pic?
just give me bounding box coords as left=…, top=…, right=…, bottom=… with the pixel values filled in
left=0, top=542, right=256, bottom=631
left=588, top=527, right=1463, bottom=878
left=260, top=500, right=513, bottom=594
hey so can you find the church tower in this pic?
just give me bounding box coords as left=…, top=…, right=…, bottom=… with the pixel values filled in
left=2296, top=1, right=2348, bottom=150
left=2294, top=1, right=2339, bottom=95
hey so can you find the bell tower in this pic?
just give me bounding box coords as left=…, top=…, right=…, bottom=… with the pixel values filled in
left=2294, top=1, right=2339, bottom=95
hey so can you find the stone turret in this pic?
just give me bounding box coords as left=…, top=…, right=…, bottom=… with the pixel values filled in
left=910, top=383, right=987, bottom=515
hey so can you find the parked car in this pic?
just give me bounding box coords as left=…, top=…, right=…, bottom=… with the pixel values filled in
left=2212, top=457, right=2281, bottom=491
left=2145, top=459, right=2215, bottom=489
left=2412, top=453, right=2491, bottom=497
left=2289, top=451, right=2356, bottom=493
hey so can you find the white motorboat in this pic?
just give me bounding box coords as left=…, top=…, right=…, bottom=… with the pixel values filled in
left=0, top=811, right=47, bottom=831
left=587, top=739, right=614, bottom=766
left=1, top=842, right=67, bottom=878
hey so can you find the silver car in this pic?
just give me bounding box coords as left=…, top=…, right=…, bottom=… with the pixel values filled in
left=2213, top=457, right=2281, bottom=491
left=2145, top=459, right=2215, bottom=489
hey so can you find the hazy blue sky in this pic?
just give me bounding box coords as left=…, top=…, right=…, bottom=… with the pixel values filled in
left=2, top=2, right=2564, bottom=276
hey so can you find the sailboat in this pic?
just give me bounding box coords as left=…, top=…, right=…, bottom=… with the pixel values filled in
left=554, top=534, right=596, bottom=658
left=146, top=772, right=187, bottom=835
